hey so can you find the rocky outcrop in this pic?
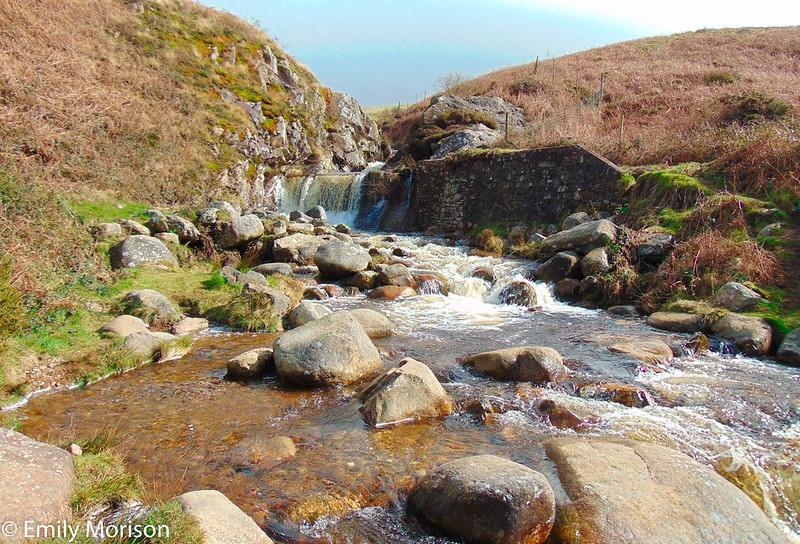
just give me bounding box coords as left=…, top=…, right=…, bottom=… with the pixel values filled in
left=431, top=124, right=501, bottom=159
left=578, top=382, right=655, bottom=407
left=273, top=312, right=382, bottom=386
left=713, top=282, right=763, bottom=312
left=461, top=346, right=566, bottom=384
left=314, top=240, right=370, bottom=279
left=177, top=489, right=274, bottom=544
left=545, top=438, right=786, bottom=544
left=359, top=358, right=452, bottom=426
left=0, top=430, right=75, bottom=539
left=710, top=313, right=773, bottom=355
left=109, top=235, right=178, bottom=269
left=407, top=455, right=555, bottom=544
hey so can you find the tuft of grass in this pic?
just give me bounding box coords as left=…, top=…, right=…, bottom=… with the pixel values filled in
left=202, top=270, right=228, bottom=289
left=207, top=289, right=282, bottom=332
left=71, top=450, right=142, bottom=516
left=474, top=228, right=505, bottom=255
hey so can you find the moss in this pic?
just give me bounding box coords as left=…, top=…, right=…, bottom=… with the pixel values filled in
left=620, top=173, right=636, bottom=191
left=640, top=170, right=711, bottom=194
left=663, top=299, right=728, bottom=326
left=658, top=208, right=692, bottom=234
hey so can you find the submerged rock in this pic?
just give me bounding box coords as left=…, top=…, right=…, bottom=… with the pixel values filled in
left=538, top=399, right=589, bottom=430
left=359, top=358, right=452, bottom=426
left=608, top=339, right=674, bottom=365
left=713, top=282, right=763, bottom=312
left=407, top=455, right=555, bottom=544
left=578, top=382, right=655, bottom=407
left=461, top=346, right=566, bottom=384
left=227, top=348, right=274, bottom=380
left=273, top=312, right=382, bottom=386
left=470, top=266, right=496, bottom=284
left=314, top=240, right=371, bottom=279
left=646, top=311, right=704, bottom=333
left=109, top=235, right=178, bottom=269
left=0, top=429, right=75, bottom=534
left=710, top=313, right=773, bottom=355
left=177, top=490, right=274, bottom=544
left=545, top=437, right=786, bottom=544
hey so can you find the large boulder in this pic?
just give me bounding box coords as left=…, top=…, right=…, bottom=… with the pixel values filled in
left=539, top=220, right=617, bottom=257
left=252, top=263, right=293, bottom=276
left=359, top=358, right=452, bottom=426
left=349, top=308, right=395, bottom=339
left=144, top=209, right=169, bottom=233
left=109, top=235, right=178, bottom=269
left=216, top=214, right=265, bottom=249
left=562, top=211, right=591, bottom=231
left=343, top=270, right=380, bottom=290
left=172, top=317, right=209, bottom=335
left=314, top=240, right=371, bottom=279
left=123, top=289, right=181, bottom=325
left=608, top=339, right=674, bottom=365
left=100, top=315, right=149, bottom=337
left=461, top=346, right=566, bottom=384
left=287, top=301, right=332, bottom=328
left=710, top=313, right=773, bottom=355
left=93, top=222, right=123, bottom=240
left=166, top=214, right=201, bottom=245
left=430, top=124, right=502, bottom=159
left=177, top=490, right=274, bottom=544
left=646, top=312, right=704, bottom=333
left=637, top=232, right=675, bottom=265
left=226, top=348, right=274, bottom=380
left=545, top=438, right=787, bottom=544
left=377, top=263, right=417, bottom=288
left=305, top=205, right=327, bottom=221
left=124, top=331, right=183, bottom=360
left=580, top=247, right=610, bottom=276
left=777, top=328, right=800, bottom=366
left=498, top=280, right=538, bottom=307
left=407, top=455, right=555, bottom=544
left=272, top=233, right=326, bottom=265
left=534, top=251, right=580, bottom=283
left=0, top=429, right=75, bottom=536
left=273, top=312, right=382, bottom=386
left=713, top=282, right=763, bottom=312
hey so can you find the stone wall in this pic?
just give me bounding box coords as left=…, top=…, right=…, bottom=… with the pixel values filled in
left=409, top=145, right=623, bottom=232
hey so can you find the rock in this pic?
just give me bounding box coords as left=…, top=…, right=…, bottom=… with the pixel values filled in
left=287, top=301, right=332, bottom=328
left=209, top=200, right=239, bottom=219
left=646, top=312, right=704, bottom=333
left=343, top=270, right=380, bottom=290
left=580, top=247, right=610, bottom=276
left=377, top=263, right=417, bottom=288
left=710, top=313, right=773, bottom=355
left=335, top=223, right=351, bottom=234
left=544, top=437, right=787, bottom=544
left=305, top=205, right=327, bottom=221
left=293, top=265, right=320, bottom=278
left=507, top=224, right=528, bottom=245
left=470, top=266, right=495, bottom=284
left=227, top=348, right=274, bottom=379
left=348, top=308, right=395, bottom=338
left=562, top=211, right=591, bottom=231
left=273, top=312, right=382, bottom=386
left=415, top=272, right=449, bottom=295
left=118, top=219, right=150, bottom=236
left=556, top=278, right=580, bottom=298
left=272, top=233, right=326, bottom=265
left=367, top=285, right=416, bottom=300
left=498, top=280, right=538, bottom=307
left=144, top=209, right=169, bottom=233
left=315, top=241, right=371, bottom=279
left=68, top=443, right=82, bottom=456
left=93, top=222, right=123, bottom=240
left=303, top=286, right=328, bottom=300
left=109, top=235, right=178, bottom=269
left=430, top=124, right=502, bottom=159
left=777, top=328, right=800, bottom=365
left=166, top=214, right=200, bottom=244
left=578, top=382, right=655, bottom=407
left=123, top=331, right=179, bottom=359
left=672, top=332, right=710, bottom=357
left=154, top=232, right=179, bottom=245
left=177, top=490, right=274, bottom=544
left=0, top=429, right=75, bottom=535
left=534, top=251, right=580, bottom=283
left=100, top=315, right=149, bottom=337
left=758, top=222, right=783, bottom=238
left=264, top=219, right=287, bottom=236
left=240, top=435, right=297, bottom=464
left=123, top=289, right=181, bottom=324
left=608, top=339, right=674, bottom=365
left=538, top=399, right=589, bottom=430
left=539, top=219, right=617, bottom=257
left=196, top=207, right=220, bottom=227
left=407, top=455, right=555, bottom=544
left=216, top=214, right=265, bottom=249
left=242, top=283, right=292, bottom=317
left=172, top=317, right=209, bottom=335
left=637, top=232, right=674, bottom=265
left=252, top=263, right=293, bottom=276
left=608, top=305, right=638, bottom=317
left=289, top=210, right=313, bottom=223
left=713, top=282, right=763, bottom=312
left=359, top=358, right=452, bottom=426
left=287, top=222, right=315, bottom=235
left=461, top=346, right=566, bottom=384
left=713, top=449, right=773, bottom=511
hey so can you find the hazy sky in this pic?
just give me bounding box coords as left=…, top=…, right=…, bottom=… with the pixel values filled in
left=203, top=0, right=800, bottom=106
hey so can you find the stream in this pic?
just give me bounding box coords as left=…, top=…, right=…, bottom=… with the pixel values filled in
left=13, top=232, right=800, bottom=542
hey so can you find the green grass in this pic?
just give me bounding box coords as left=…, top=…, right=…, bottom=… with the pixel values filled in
left=658, top=208, right=693, bottom=234
left=745, top=289, right=800, bottom=339
left=68, top=199, right=150, bottom=224
left=620, top=173, right=636, bottom=191
left=201, top=269, right=228, bottom=289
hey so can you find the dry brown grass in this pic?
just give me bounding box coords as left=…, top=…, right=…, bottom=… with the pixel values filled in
left=387, top=27, right=800, bottom=198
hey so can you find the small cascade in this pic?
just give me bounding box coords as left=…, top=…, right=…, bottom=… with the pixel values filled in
left=274, top=162, right=384, bottom=225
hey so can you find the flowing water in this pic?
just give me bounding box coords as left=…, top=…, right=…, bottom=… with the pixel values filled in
left=13, top=232, right=800, bottom=542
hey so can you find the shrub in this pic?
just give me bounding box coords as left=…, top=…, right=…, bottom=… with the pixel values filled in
left=722, top=92, right=792, bottom=123
left=703, top=70, right=737, bottom=86
left=475, top=229, right=504, bottom=255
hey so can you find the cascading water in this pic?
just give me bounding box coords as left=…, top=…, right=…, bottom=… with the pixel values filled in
left=273, top=162, right=384, bottom=225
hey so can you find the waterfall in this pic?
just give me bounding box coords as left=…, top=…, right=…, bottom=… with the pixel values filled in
left=274, top=162, right=384, bottom=225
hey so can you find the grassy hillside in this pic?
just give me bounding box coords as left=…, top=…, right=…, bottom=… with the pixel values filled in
left=387, top=27, right=800, bottom=204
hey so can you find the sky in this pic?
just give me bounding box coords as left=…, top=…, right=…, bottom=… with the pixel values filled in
left=203, top=0, right=800, bottom=106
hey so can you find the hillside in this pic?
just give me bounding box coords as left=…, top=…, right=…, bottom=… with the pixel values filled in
left=386, top=27, right=800, bottom=203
